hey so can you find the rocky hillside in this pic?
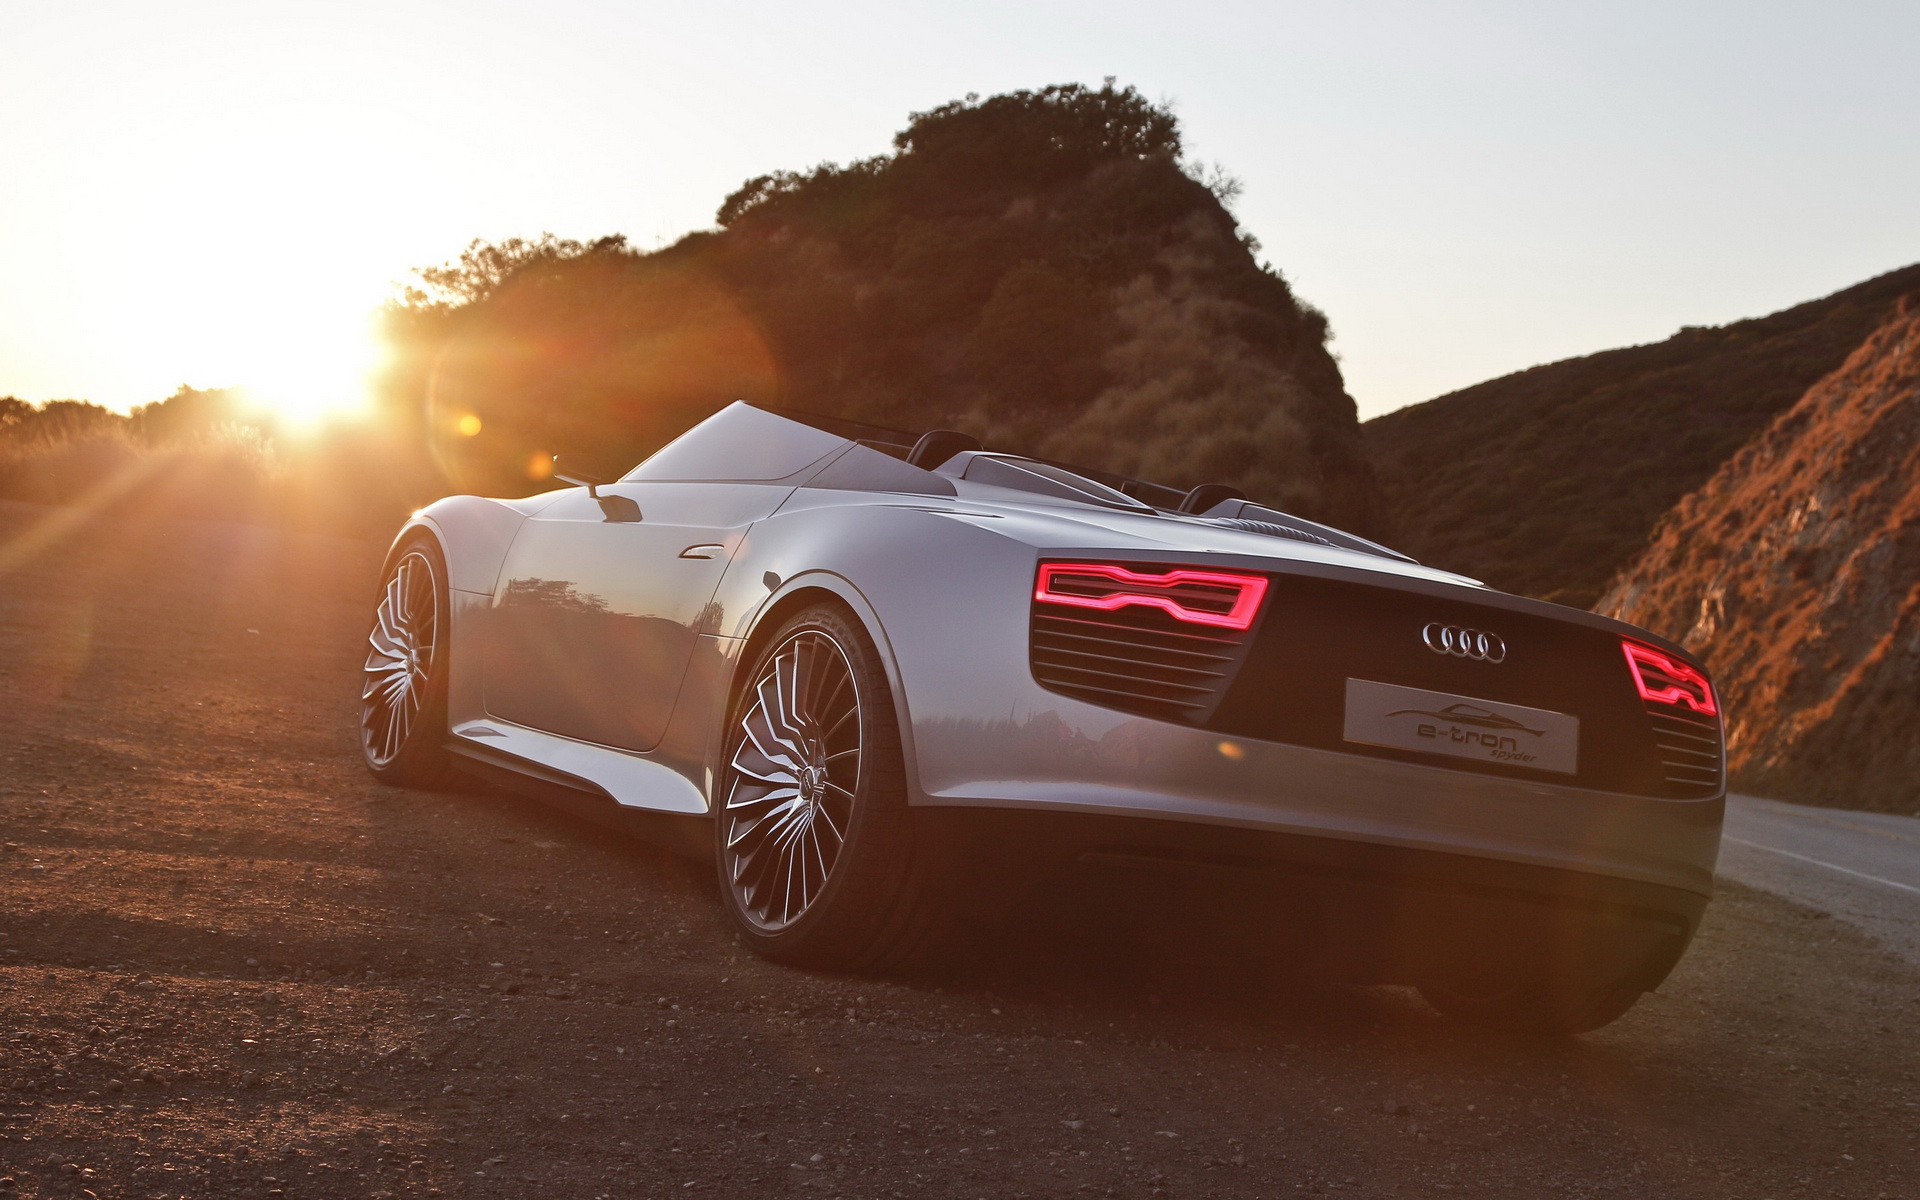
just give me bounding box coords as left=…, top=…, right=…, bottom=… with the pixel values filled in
left=385, top=83, right=1380, bottom=532
left=1599, top=300, right=1920, bottom=812
left=1364, top=264, right=1920, bottom=604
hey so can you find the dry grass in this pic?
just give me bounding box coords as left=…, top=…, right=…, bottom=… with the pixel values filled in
left=0, top=423, right=275, bottom=511
left=0, top=414, right=437, bottom=539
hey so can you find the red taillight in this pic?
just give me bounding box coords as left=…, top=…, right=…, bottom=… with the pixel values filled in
left=1034, top=562, right=1268, bottom=630
left=1621, top=641, right=1717, bottom=716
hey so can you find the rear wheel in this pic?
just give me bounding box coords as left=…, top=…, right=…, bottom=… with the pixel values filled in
left=715, top=603, right=940, bottom=970
left=360, top=538, right=455, bottom=787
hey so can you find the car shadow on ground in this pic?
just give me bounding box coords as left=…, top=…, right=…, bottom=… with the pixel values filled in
left=478, top=775, right=1482, bottom=1042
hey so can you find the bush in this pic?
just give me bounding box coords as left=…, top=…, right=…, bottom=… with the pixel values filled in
left=378, top=82, right=1382, bottom=532
left=0, top=399, right=441, bottom=539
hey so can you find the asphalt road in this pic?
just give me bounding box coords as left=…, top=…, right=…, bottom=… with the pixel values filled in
left=1722, top=793, right=1920, bottom=968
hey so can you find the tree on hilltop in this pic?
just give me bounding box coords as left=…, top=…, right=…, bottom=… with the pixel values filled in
left=381, top=81, right=1380, bottom=531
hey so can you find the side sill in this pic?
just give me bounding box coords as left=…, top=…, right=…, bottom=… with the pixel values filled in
left=446, top=738, right=612, bottom=801
left=448, top=719, right=708, bottom=814
left=444, top=738, right=711, bottom=861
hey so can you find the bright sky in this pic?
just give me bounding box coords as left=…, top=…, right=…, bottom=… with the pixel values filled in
left=2, top=0, right=1915, bottom=421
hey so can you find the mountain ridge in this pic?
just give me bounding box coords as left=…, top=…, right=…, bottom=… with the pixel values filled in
left=1599, top=299, right=1920, bottom=811
left=1363, top=262, right=1920, bottom=603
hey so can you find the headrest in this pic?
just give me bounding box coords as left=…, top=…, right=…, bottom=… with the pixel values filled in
left=907, top=429, right=982, bottom=470
left=1178, top=482, right=1246, bottom=514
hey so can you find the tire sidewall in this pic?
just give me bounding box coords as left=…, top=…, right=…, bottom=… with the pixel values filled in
left=713, top=602, right=915, bottom=966
left=1419, top=978, right=1641, bottom=1035
left=361, top=534, right=453, bottom=787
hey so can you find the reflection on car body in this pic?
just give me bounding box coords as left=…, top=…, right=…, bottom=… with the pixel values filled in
left=358, top=401, right=1725, bottom=1033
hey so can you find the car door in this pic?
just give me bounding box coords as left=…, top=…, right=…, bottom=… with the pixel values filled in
left=482, top=480, right=790, bottom=752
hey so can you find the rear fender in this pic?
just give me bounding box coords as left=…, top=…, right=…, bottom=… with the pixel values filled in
left=707, top=500, right=1041, bottom=807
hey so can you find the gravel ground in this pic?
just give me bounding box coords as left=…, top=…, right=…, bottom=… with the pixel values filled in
left=1, top=498, right=1917, bottom=1200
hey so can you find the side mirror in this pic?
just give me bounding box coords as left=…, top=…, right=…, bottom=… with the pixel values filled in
left=552, top=455, right=606, bottom=498
left=553, top=455, right=642, bottom=522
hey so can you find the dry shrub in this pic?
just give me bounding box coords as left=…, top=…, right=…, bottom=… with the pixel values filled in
left=992, top=217, right=1322, bottom=513
left=0, top=422, right=283, bottom=522
left=0, top=427, right=147, bottom=506
left=1598, top=301, right=1920, bottom=811
left=415, top=252, right=781, bottom=493
left=379, top=83, right=1381, bottom=530
left=0, top=413, right=438, bottom=541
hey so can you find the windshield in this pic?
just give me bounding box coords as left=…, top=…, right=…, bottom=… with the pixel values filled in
left=623, top=402, right=849, bottom=482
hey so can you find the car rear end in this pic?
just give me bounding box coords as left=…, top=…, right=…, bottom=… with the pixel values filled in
left=1029, top=560, right=1722, bottom=802
left=914, top=546, right=1724, bottom=1027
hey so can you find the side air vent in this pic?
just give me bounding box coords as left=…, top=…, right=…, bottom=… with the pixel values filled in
left=1209, top=517, right=1337, bottom=547
left=1645, top=707, right=1724, bottom=799
left=1030, top=606, right=1253, bottom=723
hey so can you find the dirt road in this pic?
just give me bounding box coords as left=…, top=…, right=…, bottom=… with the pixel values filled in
left=1, top=498, right=1917, bottom=1200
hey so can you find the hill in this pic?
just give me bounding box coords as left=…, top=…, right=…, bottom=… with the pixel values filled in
left=1599, top=300, right=1920, bottom=812
left=381, top=83, right=1381, bottom=532
left=1363, top=263, right=1920, bottom=604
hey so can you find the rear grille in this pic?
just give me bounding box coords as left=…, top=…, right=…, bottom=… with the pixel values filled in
left=1030, top=607, right=1250, bottom=724
left=1205, top=573, right=1724, bottom=800
left=1645, top=707, right=1724, bottom=799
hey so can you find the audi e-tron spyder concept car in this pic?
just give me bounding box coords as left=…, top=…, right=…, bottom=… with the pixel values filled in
left=360, top=402, right=1724, bottom=1032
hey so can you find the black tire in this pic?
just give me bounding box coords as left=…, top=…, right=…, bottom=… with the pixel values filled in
left=359, top=535, right=456, bottom=788
left=713, top=602, right=942, bottom=970
left=1419, top=976, right=1643, bottom=1035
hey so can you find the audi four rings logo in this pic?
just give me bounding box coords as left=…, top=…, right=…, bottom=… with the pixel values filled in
left=1422, top=622, right=1507, bottom=663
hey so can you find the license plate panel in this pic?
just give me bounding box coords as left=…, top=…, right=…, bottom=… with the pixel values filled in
left=1342, top=678, right=1579, bottom=775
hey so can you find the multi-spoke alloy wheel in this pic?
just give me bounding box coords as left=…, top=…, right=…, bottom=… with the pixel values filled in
left=715, top=603, right=944, bottom=969
left=360, top=544, right=451, bottom=784
left=722, top=628, right=863, bottom=931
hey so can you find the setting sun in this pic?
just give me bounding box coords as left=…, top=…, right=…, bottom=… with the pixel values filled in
left=232, top=307, right=385, bottom=427
left=82, top=158, right=396, bottom=427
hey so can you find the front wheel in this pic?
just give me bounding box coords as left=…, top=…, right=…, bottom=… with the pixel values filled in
left=360, top=538, right=455, bottom=787
left=714, top=603, right=941, bottom=970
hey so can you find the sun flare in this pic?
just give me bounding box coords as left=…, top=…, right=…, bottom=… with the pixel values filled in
left=229, top=306, right=385, bottom=428
left=83, top=145, right=403, bottom=427
left=104, top=284, right=388, bottom=429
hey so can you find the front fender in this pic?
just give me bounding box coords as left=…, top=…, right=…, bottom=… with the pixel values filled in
left=386, top=491, right=567, bottom=596
left=381, top=490, right=569, bottom=731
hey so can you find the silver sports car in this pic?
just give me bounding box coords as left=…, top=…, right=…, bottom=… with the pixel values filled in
left=360, top=402, right=1724, bottom=1032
